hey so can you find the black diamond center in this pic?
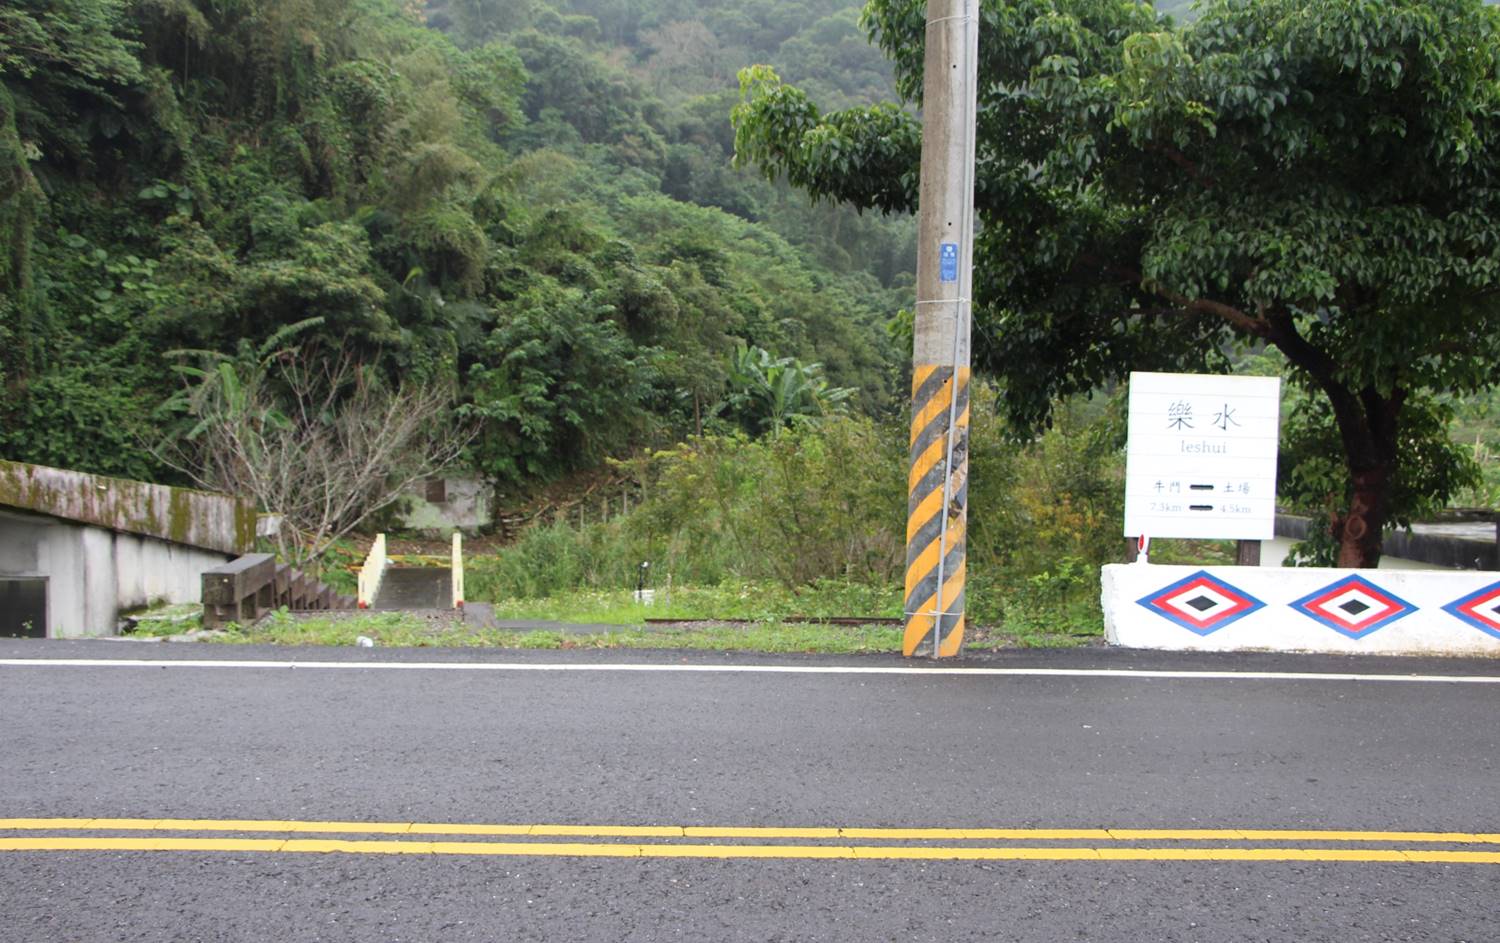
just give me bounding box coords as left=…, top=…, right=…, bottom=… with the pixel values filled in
left=1486, top=602, right=1500, bottom=618
left=1339, top=599, right=1372, bottom=616
left=1185, top=595, right=1217, bottom=612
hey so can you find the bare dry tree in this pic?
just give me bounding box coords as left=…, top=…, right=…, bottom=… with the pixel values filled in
left=160, top=345, right=474, bottom=569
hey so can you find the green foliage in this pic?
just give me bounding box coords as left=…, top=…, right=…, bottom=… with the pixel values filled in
left=2, top=0, right=910, bottom=489
left=466, top=518, right=644, bottom=599
left=972, top=386, right=1128, bottom=584
left=0, top=0, right=142, bottom=86
left=996, top=556, right=1103, bottom=639
left=734, top=0, right=1500, bottom=565
left=463, top=414, right=907, bottom=598
left=465, top=281, right=659, bottom=481
left=1279, top=386, right=1480, bottom=565
left=733, top=65, right=919, bottom=214
left=1446, top=387, right=1500, bottom=508
left=964, top=385, right=1125, bottom=625
left=711, top=344, right=855, bottom=434
left=318, top=539, right=361, bottom=594
left=469, top=390, right=1123, bottom=637
left=629, top=416, right=907, bottom=587
left=0, top=362, right=161, bottom=479
left=0, top=0, right=143, bottom=173
left=476, top=575, right=903, bottom=624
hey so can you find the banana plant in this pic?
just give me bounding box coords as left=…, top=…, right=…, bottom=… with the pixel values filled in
left=712, top=343, right=854, bottom=434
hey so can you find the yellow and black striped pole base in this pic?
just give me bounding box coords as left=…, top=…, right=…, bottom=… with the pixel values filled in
left=905, top=364, right=970, bottom=657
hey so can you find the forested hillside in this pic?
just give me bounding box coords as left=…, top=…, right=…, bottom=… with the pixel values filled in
left=0, top=0, right=914, bottom=487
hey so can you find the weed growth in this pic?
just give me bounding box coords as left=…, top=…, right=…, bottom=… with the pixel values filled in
left=468, top=386, right=1126, bottom=639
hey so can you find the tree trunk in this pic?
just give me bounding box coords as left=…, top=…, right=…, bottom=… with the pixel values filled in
left=1333, top=464, right=1392, bottom=568
left=1265, top=314, right=1403, bottom=569
left=1331, top=386, right=1404, bottom=568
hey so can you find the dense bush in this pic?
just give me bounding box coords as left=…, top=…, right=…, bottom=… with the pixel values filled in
left=627, top=414, right=906, bottom=586
left=469, top=387, right=1128, bottom=630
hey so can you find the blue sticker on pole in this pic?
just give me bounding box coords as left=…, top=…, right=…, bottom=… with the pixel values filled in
left=939, top=242, right=959, bottom=282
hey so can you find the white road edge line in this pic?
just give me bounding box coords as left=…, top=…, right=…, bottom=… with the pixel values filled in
left=1, top=658, right=1498, bottom=683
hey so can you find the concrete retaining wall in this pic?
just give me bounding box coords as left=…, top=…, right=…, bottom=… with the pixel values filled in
left=1103, top=563, right=1500, bottom=657
left=0, top=460, right=255, bottom=555
left=0, top=509, right=231, bottom=637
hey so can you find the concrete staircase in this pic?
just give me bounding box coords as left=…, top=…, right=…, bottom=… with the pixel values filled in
left=371, top=566, right=452, bottom=610
left=357, top=532, right=464, bottom=612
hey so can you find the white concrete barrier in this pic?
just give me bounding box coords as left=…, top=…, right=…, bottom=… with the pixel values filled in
left=1102, top=563, right=1500, bottom=656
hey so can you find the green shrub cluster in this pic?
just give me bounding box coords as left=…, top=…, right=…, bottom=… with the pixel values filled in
left=469, top=385, right=1126, bottom=631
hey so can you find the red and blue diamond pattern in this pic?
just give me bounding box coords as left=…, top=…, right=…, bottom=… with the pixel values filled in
left=1136, top=571, right=1265, bottom=636
left=1442, top=581, right=1500, bottom=641
left=1288, top=575, right=1417, bottom=639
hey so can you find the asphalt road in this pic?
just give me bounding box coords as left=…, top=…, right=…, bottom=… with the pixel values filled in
left=1, top=640, right=1497, bottom=942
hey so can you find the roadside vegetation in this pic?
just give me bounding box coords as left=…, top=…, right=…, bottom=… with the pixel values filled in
left=2, top=0, right=911, bottom=568
left=734, top=0, right=1500, bottom=567
left=208, top=603, right=1098, bottom=652
left=456, top=382, right=1124, bottom=642
left=217, top=609, right=908, bottom=653
left=16, top=0, right=1500, bottom=651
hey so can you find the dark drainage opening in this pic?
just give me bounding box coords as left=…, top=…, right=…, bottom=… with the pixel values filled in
left=0, top=578, right=47, bottom=638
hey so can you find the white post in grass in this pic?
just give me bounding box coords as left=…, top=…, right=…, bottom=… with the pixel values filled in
left=451, top=531, right=464, bottom=610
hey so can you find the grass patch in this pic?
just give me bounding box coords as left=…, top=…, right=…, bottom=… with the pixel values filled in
left=1144, top=538, right=1238, bottom=566
left=216, top=610, right=465, bottom=646
left=563, top=622, right=905, bottom=654
left=215, top=608, right=904, bottom=653
left=139, top=572, right=1105, bottom=651
left=122, top=602, right=205, bottom=636
left=968, top=613, right=1102, bottom=649
left=205, top=575, right=1103, bottom=652
left=482, top=578, right=903, bottom=624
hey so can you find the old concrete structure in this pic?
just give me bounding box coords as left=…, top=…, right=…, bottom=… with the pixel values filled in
left=0, top=460, right=256, bottom=638
left=395, top=475, right=492, bottom=532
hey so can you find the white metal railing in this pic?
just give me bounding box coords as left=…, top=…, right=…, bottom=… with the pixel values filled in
left=451, top=531, right=464, bottom=609
left=357, top=533, right=388, bottom=608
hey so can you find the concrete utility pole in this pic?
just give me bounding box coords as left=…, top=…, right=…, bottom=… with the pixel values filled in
left=904, top=0, right=978, bottom=658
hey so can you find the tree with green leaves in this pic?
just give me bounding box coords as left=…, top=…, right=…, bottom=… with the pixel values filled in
left=733, top=0, right=1500, bottom=566
left=712, top=343, right=856, bottom=434
left=1, top=0, right=910, bottom=506
left=463, top=280, right=661, bottom=481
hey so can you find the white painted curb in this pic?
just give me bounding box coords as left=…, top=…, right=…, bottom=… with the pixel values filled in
left=1103, top=563, right=1500, bottom=656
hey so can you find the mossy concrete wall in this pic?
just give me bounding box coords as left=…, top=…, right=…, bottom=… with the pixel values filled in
left=395, top=475, right=491, bottom=532
left=0, top=460, right=255, bottom=554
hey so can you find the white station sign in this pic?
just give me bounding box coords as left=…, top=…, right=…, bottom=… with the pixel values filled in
left=1124, top=372, right=1281, bottom=541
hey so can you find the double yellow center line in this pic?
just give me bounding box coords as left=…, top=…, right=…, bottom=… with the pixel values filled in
left=3, top=819, right=1499, bottom=863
